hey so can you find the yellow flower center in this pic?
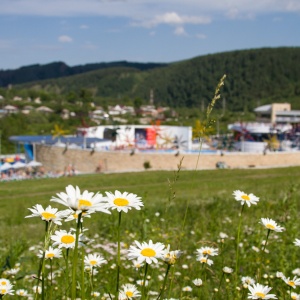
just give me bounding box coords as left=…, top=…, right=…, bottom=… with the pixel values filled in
left=0, top=282, right=6, bottom=286
left=288, top=281, right=295, bottom=287
left=78, top=199, right=92, bottom=208
left=126, top=291, right=134, bottom=297
left=46, top=253, right=55, bottom=258
left=19, top=291, right=24, bottom=295
left=61, top=235, right=75, bottom=244
left=255, top=292, right=265, bottom=298
left=41, top=212, right=56, bottom=220
left=90, top=260, right=97, bottom=265
left=114, top=198, right=129, bottom=206
left=292, top=296, right=297, bottom=300
left=241, top=194, right=250, bottom=201
left=1, top=289, right=6, bottom=294
left=141, top=248, right=156, bottom=257
left=266, top=224, right=275, bottom=230
left=203, top=250, right=211, bottom=255
left=200, top=258, right=207, bottom=263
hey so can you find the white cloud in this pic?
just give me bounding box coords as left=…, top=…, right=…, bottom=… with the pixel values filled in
left=1, top=0, right=300, bottom=19
left=133, top=12, right=211, bottom=28
left=80, top=24, right=89, bottom=29
left=58, top=35, right=73, bottom=43
left=174, top=26, right=187, bottom=36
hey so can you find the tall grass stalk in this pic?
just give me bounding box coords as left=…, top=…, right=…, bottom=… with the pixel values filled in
left=235, top=204, right=245, bottom=278
left=179, top=74, right=226, bottom=249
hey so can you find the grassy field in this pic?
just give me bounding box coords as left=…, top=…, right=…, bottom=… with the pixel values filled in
left=1, top=166, right=300, bottom=299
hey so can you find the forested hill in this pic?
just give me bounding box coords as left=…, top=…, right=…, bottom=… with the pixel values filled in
left=6, top=47, right=300, bottom=111
left=0, top=61, right=167, bottom=87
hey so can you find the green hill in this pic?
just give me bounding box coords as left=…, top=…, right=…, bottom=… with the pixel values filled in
left=6, top=47, right=300, bottom=110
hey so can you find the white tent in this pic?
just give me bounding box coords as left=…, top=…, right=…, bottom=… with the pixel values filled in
left=0, top=162, right=12, bottom=171
left=27, top=160, right=42, bottom=167
left=11, top=161, right=27, bottom=169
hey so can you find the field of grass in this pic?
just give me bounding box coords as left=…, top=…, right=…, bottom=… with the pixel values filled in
left=1, top=166, right=300, bottom=299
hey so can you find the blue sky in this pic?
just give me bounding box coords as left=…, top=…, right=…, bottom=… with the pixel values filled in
left=0, top=0, right=300, bottom=70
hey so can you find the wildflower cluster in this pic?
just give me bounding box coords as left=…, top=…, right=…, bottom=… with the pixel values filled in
left=1, top=182, right=299, bottom=299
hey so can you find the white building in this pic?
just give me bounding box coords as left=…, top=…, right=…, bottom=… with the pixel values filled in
left=77, top=125, right=192, bottom=151
left=254, top=103, right=300, bottom=124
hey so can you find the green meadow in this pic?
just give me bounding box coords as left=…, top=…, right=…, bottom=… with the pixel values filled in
left=1, top=166, right=300, bottom=299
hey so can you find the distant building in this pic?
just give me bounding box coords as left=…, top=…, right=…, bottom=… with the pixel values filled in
left=36, top=106, right=54, bottom=114
left=3, top=105, right=19, bottom=114
left=77, top=124, right=192, bottom=151
left=254, top=103, right=300, bottom=124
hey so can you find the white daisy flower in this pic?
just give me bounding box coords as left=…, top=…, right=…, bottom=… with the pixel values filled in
left=193, top=278, right=203, bottom=286
left=293, top=269, right=300, bottom=276
left=219, top=232, right=229, bottom=239
left=63, top=209, right=92, bottom=222
left=0, top=279, right=10, bottom=286
left=260, top=218, right=285, bottom=232
left=163, top=245, right=182, bottom=265
left=25, top=204, right=68, bottom=225
left=196, top=246, right=218, bottom=256
left=132, top=259, right=144, bottom=270
left=51, top=185, right=110, bottom=214
left=128, top=240, right=165, bottom=265
left=248, top=283, right=277, bottom=299
left=241, top=276, right=255, bottom=285
left=294, top=239, right=300, bottom=247
left=84, top=253, right=107, bottom=268
left=223, top=266, right=233, bottom=274
left=0, top=281, right=14, bottom=295
left=4, top=268, right=20, bottom=275
left=182, top=286, right=192, bottom=292
left=119, top=283, right=140, bottom=299
left=290, top=292, right=300, bottom=300
left=283, top=276, right=300, bottom=289
left=233, top=190, right=259, bottom=207
left=196, top=255, right=213, bottom=266
left=276, top=271, right=285, bottom=278
left=91, top=291, right=101, bottom=297
left=38, top=246, right=62, bottom=260
left=32, top=286, right=41, bottom=294
left=118, top=291, right=127, bottom=300
left=105, top=190, right=143, bottom=213
left=51, top=230, right=77, bottom=249
left=136, top=279, right=149, bottom=286
left=16, top=289, right=31, bottom=297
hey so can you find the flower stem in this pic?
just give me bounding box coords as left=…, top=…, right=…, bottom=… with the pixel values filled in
left=50, top=259, right=53, bottom=300
left=116, top=211, right=122, bottom=296
left=81, top=246, right=85, bottom=300
left=141, top=263, right=149, bottom=300
left=262, top=229, right=271, bottom=252
left=157, top=264, right=171, bottom=300
left=39, top=221, right=49, bottom=300
left=71, top=212, right=82, bottom=300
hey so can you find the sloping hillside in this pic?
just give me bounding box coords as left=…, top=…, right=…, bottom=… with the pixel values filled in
left=10, top=47, right=300, bottom=110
